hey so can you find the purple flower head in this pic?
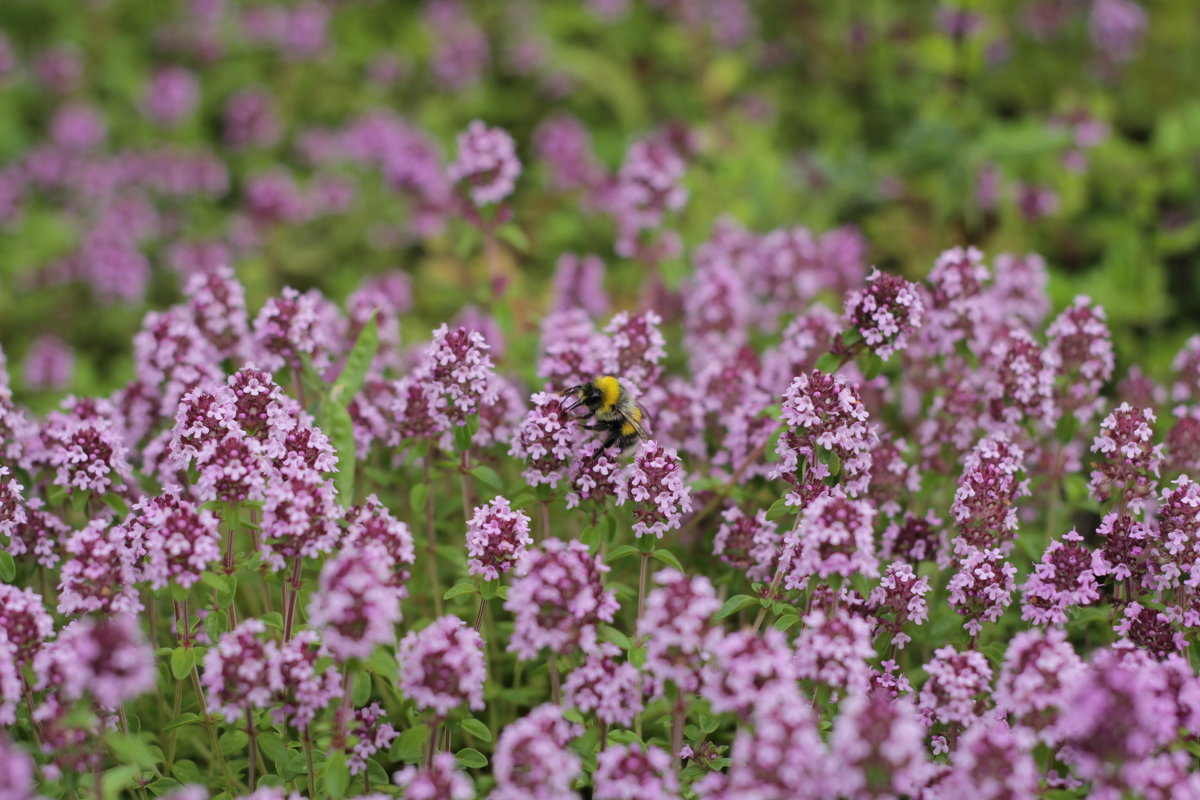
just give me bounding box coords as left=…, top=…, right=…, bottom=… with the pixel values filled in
left=594, top=744, right=679, bottom=800
left=260, top=464, right=340, bottom=571
left=491, top=704, right=581, bottom=800
left=0, top=735, right=37, bottom=799
left=869, top=561, right=931, bottom=650
left=0, top=584, right=53, bottom=665
left=266, top=630, right=342, bottom=730
left=1171, top=335, right=1200, bottom=403
left=170, top=385, right=237, bottom=467
left=831, top=689, right=928, bottom=799
left=343, top=495, right=415, bottom=592
left=1020, top=529, right=1103, bottom=626
left=252, top=287, right=334, bottom=372
left=48, top=419, right=133, bottom=496
left=6, top=500, right=69, bottom=570
left=397, top=615, right=486, bottom=716
left=133, top=307, right=225, bottom=417
left=551, top=253, right=610, bottom=318
left=1093, top=511, right=1153, bottom=587
left=505, top=538, right=618, bottom=660
left=842, top=268, right=924, bottom=361
left=981, top=325, right=1058, bottom=428
left=602, top=310, right=666, bottom=392
left=186, top=266, right=250, bottom=360
left=394, top=752, right=474, bottom=800
left=719, top=682, right=832, bottom=800
left=639, top=569, right=719, bottom=693
left=1165, top=404, right=1200, bottom=477
left=565, top=440, right=623, bottom=510
left=23, top=334, right=74, bottom=391
left=1090, top=0, right=1147, bottom=63
left=142, top=66, right=199, bottom=126
left=995, top=628, right=1086, bottom=739
left=509, top=391, right=580, bottom=488
left=308, top=542, right=401, bottom=661
left=1115, top=602, right=1186, bottom=660
left=537, top=309, right=611, bottom=389
left=35, top=614, right=155, bottom=711
left=418, top=324, right=499, bottom=429
left=882, top=510, right=947, bottom=567
left=951, top=432, right=1027, bottom=554
left=58, top=520, right=142, bottom=616
left=201, top=619, right=273, bottom=719
left=1089, top=403, right=1162, bottom=512
left=390, top=375, right=446, bottom=444
left=777, top=369, right=876, bottom=504
left=867, top=433, right=921, bottom=519
left=784, top=492, right=879, bottom=588
left=1046, top=296, right=1114, bottom=423
left=0, top=636, right=17, bottom=726
left=986, top=252, right=1051, bottom=329
left=926, top=245, right=989, bottom=335
left=50, top=103, right=106, bottom=150
left=535, top=115, right=606, bottom=195
left=682, top=262, right=752, bottom=360
left=1149, top=475, right=1200, bottom=590
left=0, top=467, right=23, bottom=541
left=918, top=644, right=993, bottom=730
left=700, top=628, right=797, bottom=717
left=423, top=0, right=490, bottom=92
left=616, top=440, right=692, bottom=538
left=127, top=490, right=222, bottom=590
left=713, top=505, right=779, bottom=583
left=947, top=546, right=1016, bottom=637
left=224, top=88, right=281, bottom=149
left=929, top=721, right=1038, bottom=800
left=1054, top=645, right=1177, bottom=785
left=347, top=702, right=398, bottom=776
left=447, top=121, right=520, bottom=208
left=562, top=643, right=643, bottom=727
left=195, top=432, right=273, bottom=505
left=466, top=496, right=533, bottom=581
left=611, top=137, right=688, bottom=257
left=793, top=607, right=875, bottom=692
left=760, top=307, right=841, bottom=396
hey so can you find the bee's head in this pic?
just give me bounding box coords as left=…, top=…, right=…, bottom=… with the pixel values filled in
left=559, top=381, right=602, bottom=413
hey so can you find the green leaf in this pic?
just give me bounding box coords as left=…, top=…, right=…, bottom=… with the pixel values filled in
left=103, top=765, right=139, bottom=799
left=765, top=498, right=793, bottom=521
left=443, top=581, right=477, bottom=600
left=105, top=730, right=158, bottom=769
left=470, top=465, right=504, bottom=492
left=71, top=489, right=90, bottom=513
left=218, top=730, right=248, bottom=755
left=606, top=545, right=639, bottom=564
left=842, top=328, right=864, bottom=347
left=858, top=351, right=884, bottom=381
left=715, top=594, right=758, bottom=620
left=351, top=672, right=372, bottom=706
left=170, top=647, right=194, bottom=681
left=323, top=749, right=350, bottom=800
left=453, top=418, right=477, bottom=452
left=393, top=724, right=430, bottom=763
left=455, top=748, right=488, bottom=769
left=332, top=313, right=379, bottom=403
left=329, top=404, right=357, bottom=503
left=814, top=352, right=842, bottom=373
left=460, top=718, right=492, bottom=742
left=257, top=732, right=288, bottom=765
left=366, top=648, right=398, bottom=680
left=774, top=613, right=802, bottom=632
left=599, top=624, right=631, bottom=651
left=410, top=483, right=428, bottom=515
left=47, top=483, right=67, bottom=508
left=0, top=552, right=14, bottom=582
left=1055, top=412, right=1080, bottom=445
left=100, top=492, right=130, bottom=518
left=163, top=712, right=201, bottom=731
left=148, top=778, right=183, bottom=796
left=171, top=760, right=201, bottom=784
left=651, top=549, right=684, bottom=570
left=497, top=223, right=530, bottom=253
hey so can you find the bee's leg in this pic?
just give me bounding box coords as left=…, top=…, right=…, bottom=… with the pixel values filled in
left=584, top=423, right=608, bottom=431
left=577, top=409, right=596, bottom=419
left=601, top=429, right=621, bottom=449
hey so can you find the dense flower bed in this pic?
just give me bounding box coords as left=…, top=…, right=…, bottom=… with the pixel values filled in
left=2, top=1, right=1200, bottom=799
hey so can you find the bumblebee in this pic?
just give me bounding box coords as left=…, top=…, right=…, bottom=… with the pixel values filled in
left=559, top=375, right=651, bottom=452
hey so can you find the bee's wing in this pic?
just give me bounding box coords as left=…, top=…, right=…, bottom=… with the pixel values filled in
left=626, top=403, right=653, bottom=440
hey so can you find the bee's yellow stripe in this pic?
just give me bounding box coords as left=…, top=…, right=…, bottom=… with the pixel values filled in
left=595, top=375, right=621, bottom=411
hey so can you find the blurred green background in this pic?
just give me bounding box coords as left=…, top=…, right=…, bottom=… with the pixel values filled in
left=1, top=0, right=1198, bottom=406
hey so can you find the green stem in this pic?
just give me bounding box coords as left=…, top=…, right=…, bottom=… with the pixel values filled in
left=425, top=456, right=444, bottom=616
